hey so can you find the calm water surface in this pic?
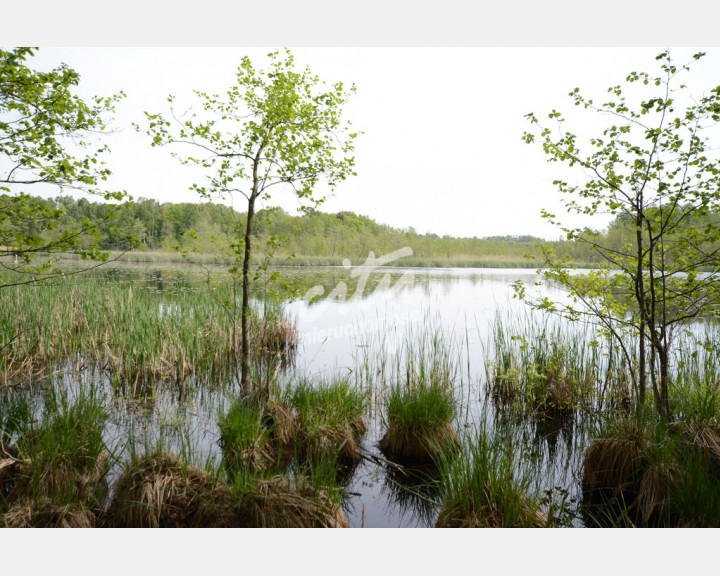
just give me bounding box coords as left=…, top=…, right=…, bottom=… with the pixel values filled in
left=17, top=264, right=586, bottom=527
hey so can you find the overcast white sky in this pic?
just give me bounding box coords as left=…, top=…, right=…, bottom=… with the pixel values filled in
left=23, top=46, right=719, bottom=240
left=5, top=2, right=720, bottom=242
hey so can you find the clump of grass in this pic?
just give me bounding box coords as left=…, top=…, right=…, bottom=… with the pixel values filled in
left=380, top=381, right=457, bottom=464
left=218, top=397, right=277, bottom=476
left=105, top=451, right=234, bottom=528
left=582, top=415, right=652, bottom=499
left=231, top=468, right=348, bottom=528
left=2, top=388, right=109, bottom=524
left=435, top=428, right=550, bottom=528
left=285, top=377, right=367, bottom=465
left=3, top=497, right=97, bottom=528
left=582, top=397, right=720, bottom=527
left=373, top=323, right=462, bottom=465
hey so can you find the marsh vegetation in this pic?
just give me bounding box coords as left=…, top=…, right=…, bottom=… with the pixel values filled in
left=3, top=264, right=720, bottom=527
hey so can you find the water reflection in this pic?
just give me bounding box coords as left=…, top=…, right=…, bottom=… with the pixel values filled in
left=1, top=263, right=585, bottom=528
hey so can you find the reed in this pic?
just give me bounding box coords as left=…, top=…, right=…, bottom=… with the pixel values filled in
left=486, top=310, right=627, bottom=420
left=0, top=272, right=297, bottom=389
left=284, top=376, right=367, bottom=465
left=435, top=426, right=550, bottom=528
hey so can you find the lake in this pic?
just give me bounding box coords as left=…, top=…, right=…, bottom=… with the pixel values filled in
left=1, top=262, right=592, bottom=527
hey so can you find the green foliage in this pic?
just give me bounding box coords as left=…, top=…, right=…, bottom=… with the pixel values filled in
left=0, top=47, right=131, bottom=285
left=140, top=48, right=359, bottom=393
left=435, top=427, right=548, bottom=527
left=520, top=50, right=720, bottom=417
left=284, top=377, right=367, bottom=464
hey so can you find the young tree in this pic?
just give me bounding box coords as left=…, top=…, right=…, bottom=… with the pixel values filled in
left=519, top=50, right=720, bottom=417
left=0, top=47, right=129, bottom=287
left=142, top=49, right=359, bottom=394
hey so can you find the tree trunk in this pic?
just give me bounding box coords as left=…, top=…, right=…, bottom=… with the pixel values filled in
left=657, top=345, right=670, bottom=418
left=240, top=194, right=256, bottom=395
left=635, top=219, right=647, bottom=411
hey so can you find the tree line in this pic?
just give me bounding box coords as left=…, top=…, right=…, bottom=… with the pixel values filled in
left=5, top=193, right=626, bottom=264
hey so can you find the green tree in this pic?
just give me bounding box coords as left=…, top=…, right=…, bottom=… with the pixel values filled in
left=142, top=49, right=359, bottom=394
left=519, top=50, right=720, bottom=417
left=0, top=47, right=129, bottom=287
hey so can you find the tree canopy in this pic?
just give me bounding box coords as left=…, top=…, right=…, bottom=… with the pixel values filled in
left=519, top=50, right=720, bottom=416
left=141, top=49, right=359, bottom=393
left=0, top=47, right=128, bottom=286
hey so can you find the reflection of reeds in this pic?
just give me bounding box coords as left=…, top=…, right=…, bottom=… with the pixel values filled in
left=381, top=463, right=443, bottom=526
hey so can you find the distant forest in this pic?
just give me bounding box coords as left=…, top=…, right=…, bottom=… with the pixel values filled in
left=7, top=195, right=689, bottom=266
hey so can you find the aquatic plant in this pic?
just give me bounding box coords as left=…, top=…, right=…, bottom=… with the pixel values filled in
left=1, top=387, right=110, bottom=527
left=487, top=310, right=627, bottom=419
left=435, top=427, right=549, bottom=528
left=285, top=376, right=367, bottom=465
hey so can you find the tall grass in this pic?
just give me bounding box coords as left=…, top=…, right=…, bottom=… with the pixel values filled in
left=0, top=273, right=297, bottom=388
left=486, top=310, right=631, bottom=419
left=435, top=425, right=549, bottom=528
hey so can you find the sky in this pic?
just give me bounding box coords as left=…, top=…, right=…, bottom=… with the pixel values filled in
left=21, top=47, right=720, bottom=238
left=5, top=0, right=720, bottom=242
left=22, top=46, right=720, bottom=241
